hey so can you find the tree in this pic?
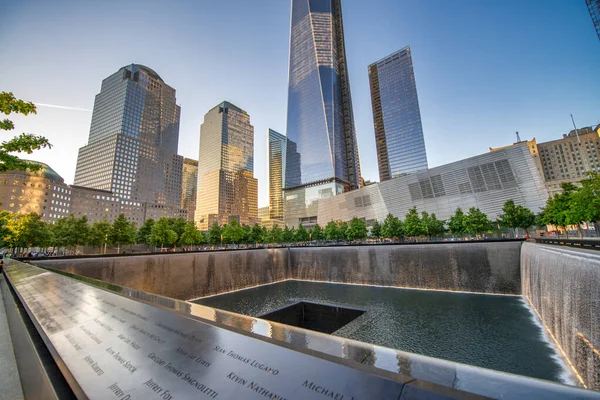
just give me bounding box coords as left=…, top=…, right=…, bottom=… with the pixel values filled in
left=448, top=208, right=467, bottom=237
left=404, top=207, right=423, bottom=238
left=0, top=92, right=52, bottom=172
left=179, top=222, right=204, bottom=249
left=381, top=214, right=403, bottom=239
left=570, top=172, right=600, bottom=235
left=150, top=217, right=178, bottom=249
left=7, top=213, right=48, bottom=251
left=207, top=223, right=222, bottom=245
left=110, top=214, right=136, bottom=252
left=498, top=200, right=519, bottom=234
left=324, top=221, right=340, bottom=241
left=516, top=206, right=536, bottom=235
left=222, top=219, right=245, bottom=244
left=423, top=212, right=445, bottom=239
left=89, top=220, right=112, bottom=253
left=310, top=223, right=324, bottom=241
left=370, top=219, right=382, bottom=239
left=136, top=218, right=155, bottom=248
left=282, top=225, right=295, bottom=242
left=71, top=215, right=90, bottom=250
left=0, top=211, right=12, bottom=248
left=249, top=223, right=266, bottom=244
left=346, top=217, right=367, bottom=241
left=268, top=225, right=283, bottom=243
left=539, top=182, right=579, bottom=237
left=295, top=224, right=310, bottom=242
left=337, top=221, right=349, bottom=241
left=464, top=207, right=493, bottom=238
left=167, top=217, right=187, bottom=240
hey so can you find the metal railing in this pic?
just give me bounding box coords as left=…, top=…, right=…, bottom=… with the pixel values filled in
left=534, top=237, right=600, bottom=250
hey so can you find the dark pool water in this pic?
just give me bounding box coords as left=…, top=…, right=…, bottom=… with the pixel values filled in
left=193, top=280, right=567, bottom=383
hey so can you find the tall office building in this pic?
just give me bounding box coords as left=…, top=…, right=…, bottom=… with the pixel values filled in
left=587, top=0, right=600, bottom=40
left=369, top=46, right=428, bottom=181
left=181, top=158, right=198, bottom=222
left=284, top=0, right=361, bottom=227
left=268, top=129, right=286, bottom=222
left=195, top=102, right=258, bottom=230
left=74, top=64, right=183, bottom=225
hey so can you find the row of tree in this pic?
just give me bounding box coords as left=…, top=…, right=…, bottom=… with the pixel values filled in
left=0, top=201, right=539, bottom=254
left=537, top=172, right=600, bottom=237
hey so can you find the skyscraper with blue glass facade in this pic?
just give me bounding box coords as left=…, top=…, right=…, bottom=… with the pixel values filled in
left=284, top=0, right=361, bottom=227
left=587, top=0, right=600, bottom=41
left=369, top=46, right=428, bottom=181
left=74, top=64, right=183, bottom=224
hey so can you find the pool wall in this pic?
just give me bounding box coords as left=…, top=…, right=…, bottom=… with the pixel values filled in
left=521, top=242, right=600, bottom=391
left=32, top=241, right=523, bottom=299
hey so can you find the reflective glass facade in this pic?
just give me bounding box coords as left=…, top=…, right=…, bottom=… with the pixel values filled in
left=587, top=0, right=600, bottom=40
left=268, top=129, right=286, bottom=221
left=181, top=158, right=198, bottom=221
left=284, top=0, right=361, bottom=226
left=74, top=64, right=183, bottom=225
left=195, top=102, right=258, bottom=230
left=369, top=46, right=428, bottom=181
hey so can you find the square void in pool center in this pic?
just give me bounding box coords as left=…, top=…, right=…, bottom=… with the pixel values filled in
left=258, top=301, right=365, bottom=334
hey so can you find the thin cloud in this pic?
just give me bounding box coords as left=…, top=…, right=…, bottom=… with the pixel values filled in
left=35, top=103, right=92, bottom=112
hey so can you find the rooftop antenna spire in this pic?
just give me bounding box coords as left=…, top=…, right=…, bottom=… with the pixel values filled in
left=516, top=131, right=521, bottom=142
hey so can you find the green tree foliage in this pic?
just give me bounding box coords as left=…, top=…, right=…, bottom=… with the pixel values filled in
left=448, top=208, right=467, bottom=237
left=295, top=224, right=310, bottom=242
left=150, top=217, right=178, bottom=248
left=422, top=212, right=445, bottom=239
left=337, top=221, right=348, bottom=240
left=241, top=224, right=252, bottom=244
left=573, top=172, right=600, bottom=223
left=179, top=222, right=204, bottom=248
left=369, top=219, right=382, bottom=239
left=404, top=207, right=423, bottom=237
left=221, top=219, right=245, bottom=244
left=310, top=223, right=324, bottom=241
left=7, top=213, right=49, bottom=249
left=89, top=220, right=112, bottom=250
left=49, top=215, right=90, bottom=250
left=136, top=218, right=155, bottom=246
left=282, top=225, right=295, bottom=242
left=268, top=224, right=283, bottom=243
left=538, top=182, right=583, bottom=237
left=0, top=211, right=12, bottom=248
left=346, top=217, right=367, bottom=241
left=167, top=217, right=187, bottom=240
left=498, top=200, right=536, bottom=235
left=464, top=207, right=493, bottom=237
left=381, top=214, right=403, bottom=239
left=110, top=213, right=136, bottom=251
left=207, top=222, right=222, bottom=245
left=249, top=224, right=266, bottom=244
left=0, top=92, right=52, bottom=172
left=324, top=221, right=339, bottom=240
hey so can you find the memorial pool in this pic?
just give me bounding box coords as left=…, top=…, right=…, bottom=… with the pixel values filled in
left=194, top=280, right=570, bottom=384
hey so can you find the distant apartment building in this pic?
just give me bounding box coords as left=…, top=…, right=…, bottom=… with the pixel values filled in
left=587, top=0, right=600, bottom=41
left=267, top=129, right=286, bottom=226
left=74, top=64, right=185, bottom=225
left=369, top=46, right=428, bottom=181
left=181, top=158, right=198, bottom=222
left=195, top=102, right=258, bottom=230
left=0, top=162, right=121, bottom=224
left=318, top=143, right=548, bottom=225
left=491, top=125, right=600, bottom=196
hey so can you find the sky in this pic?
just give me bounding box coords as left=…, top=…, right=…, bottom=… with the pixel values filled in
left=1, top=0, right=599, bottom=207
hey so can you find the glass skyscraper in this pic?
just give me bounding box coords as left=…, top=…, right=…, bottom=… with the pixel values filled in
left=369, top=46, right=428, bottom=181
left=74, top=64, right=183, bottom=225
left=268, top=129, right=286, bottom=222
left=284, top=0, right=361, bottom=227
left=587, top=0, right=600, bottom=40
left=181, top=158, right=198, bottom=222
left=195, top=102, right=258, bottom=230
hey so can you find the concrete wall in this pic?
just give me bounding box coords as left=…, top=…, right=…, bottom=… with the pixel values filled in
left=33, top=241, right=523, bottom=300
left=290, top=242, right=522, bottom=294
left=521, top=242, right=600, bottom=391
left=33, top=249, right=289, bottom=300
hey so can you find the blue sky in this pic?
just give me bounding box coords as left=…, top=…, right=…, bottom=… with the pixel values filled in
left=1, top=0, right=599, bottom=207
